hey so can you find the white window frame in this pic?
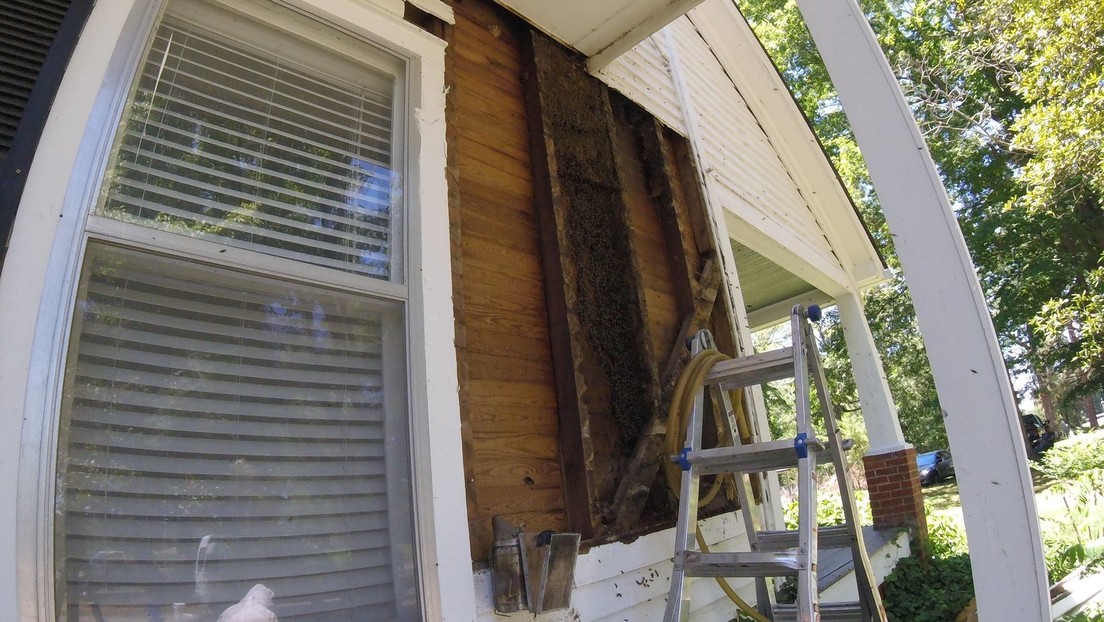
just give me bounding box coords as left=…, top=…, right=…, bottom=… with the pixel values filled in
left=0, top=1, right=474, bottom=620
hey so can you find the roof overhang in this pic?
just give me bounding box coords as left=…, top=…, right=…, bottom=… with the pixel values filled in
left=492, top=0, right=706, bottom=70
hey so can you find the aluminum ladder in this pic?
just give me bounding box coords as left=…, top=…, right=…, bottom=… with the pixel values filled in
left=663, top=305, right=886, bottom=622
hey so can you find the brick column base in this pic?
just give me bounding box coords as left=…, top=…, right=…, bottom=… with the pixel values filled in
left=864, top=448, right=928, bottom=550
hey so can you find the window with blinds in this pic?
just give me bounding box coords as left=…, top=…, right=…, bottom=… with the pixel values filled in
left=55, top=0, right=418, bottom=620
left=59, top=243, right=416, bottom=621
left=98, top=0, right=403, bottom=281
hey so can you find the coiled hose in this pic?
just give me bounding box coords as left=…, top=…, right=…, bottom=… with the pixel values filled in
left=663, top=349, right=772, bottom=622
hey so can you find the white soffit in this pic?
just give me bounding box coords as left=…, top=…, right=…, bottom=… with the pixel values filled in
left=493, top=0, right=705, bottom=69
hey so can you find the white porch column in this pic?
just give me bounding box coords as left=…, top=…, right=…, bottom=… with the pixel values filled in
left=793, top=1, right=1050, bottom=620
left=834, top=291, right=907, bottom=455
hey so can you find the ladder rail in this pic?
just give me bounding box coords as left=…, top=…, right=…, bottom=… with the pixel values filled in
left=663, top=306, right=887, bottom=622
left=717, top=386, right=775, bottom=618
left=804, top=322, right=886, bottom=622
left=664, top=334, right=714, bottom=622
left=791, top=309, right=819, bottom=622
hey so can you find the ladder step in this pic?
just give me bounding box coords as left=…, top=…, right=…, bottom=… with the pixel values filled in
left=680, top=551, right=806, bottom=578
left=684, top=438, right=821, bottom=474
left=756, top=525, right=855, bottom=552
left=772, top=601, right=866, bottom=621
left=705, top=347, right=795, bottom=389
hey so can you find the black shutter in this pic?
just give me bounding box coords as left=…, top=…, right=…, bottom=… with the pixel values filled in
left=0, top=0, right=95, bottom=261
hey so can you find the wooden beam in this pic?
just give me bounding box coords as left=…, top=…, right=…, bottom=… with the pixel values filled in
left=584, top=0, right=707, bottom=72
left=605, top=115, right=768, bottom=534
left=605, top=256, right=721, bottom=536
left=521, top=32, right=599, bottom=540
left=522, top=30, right=662, bottom=539
left=634, top=112, right=697, bottom=314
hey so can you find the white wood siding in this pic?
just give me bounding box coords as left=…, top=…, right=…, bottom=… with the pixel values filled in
left=595, top=35, right=687, bottom=136
left=474, top=513, right=755, bottom=621
left=669, top=17, right=842, bottom=279
left=593, top=17, right=846, bottom=293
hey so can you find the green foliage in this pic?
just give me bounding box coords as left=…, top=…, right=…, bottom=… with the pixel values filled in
left=1033, top=268, right=1104, bottom=398
left=739, top=0, right=1104, bottom=423
left=738, top=0, right=951, bottom=451
left=782, top=488, right=871, bottom=531
left=879, top=491, right=975, bottom=620
left=879, top=511, right=974, bottom=621
left=1058, top=598, right=1104, bottom=622
left=926, top=512, right=969, bottom=559
left=1037, top=430, right=1104, bottom=483
left=881, top=555, right=975, bottom=622
left=819, top=302, right=946, bottom=452
left=1035, top=431, right=1104, bottom=581
left=753, top=324, right=799, bottom=436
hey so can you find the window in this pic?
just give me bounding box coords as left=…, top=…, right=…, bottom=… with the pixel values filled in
left=99, top=0, right=404, bottom=280
left=53, top=0, right=420, bottom=619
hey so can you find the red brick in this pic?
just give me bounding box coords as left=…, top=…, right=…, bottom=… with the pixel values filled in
left=863, top=448, right=928, bottom=551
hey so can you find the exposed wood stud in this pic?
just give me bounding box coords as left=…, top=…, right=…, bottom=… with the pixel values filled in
left=602, top=108, right=724, bottom=534
left=606, top=256, right=723, bottom=535
left=521, top=30, right=600, bottom=540
left=635, top=113, right=697, bottom=313
left=522, top=29, right=663, bottom=540
left=670, top=136, right=715, bottom=258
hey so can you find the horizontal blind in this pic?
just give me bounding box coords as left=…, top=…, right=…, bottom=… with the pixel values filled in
left=98, top=8, right=400, bottom=280
left=58, top=243, right=412, bottom=621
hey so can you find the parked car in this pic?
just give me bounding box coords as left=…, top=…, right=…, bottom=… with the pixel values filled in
left=1022, top=414, right=1057, bottom=455
left=916, top=450, right=955, bottom=486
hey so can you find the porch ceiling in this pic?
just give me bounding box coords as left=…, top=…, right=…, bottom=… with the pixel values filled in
left=491, top=0, right=705, bottom=69
left=732, top=240, right=832, bottom=330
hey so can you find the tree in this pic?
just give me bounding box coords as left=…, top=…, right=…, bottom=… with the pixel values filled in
left=739, top=0, right=1104, bottom=437
left=739, top=0, right=950, bottom=450
left=973, top=0, right=1104, bottom=405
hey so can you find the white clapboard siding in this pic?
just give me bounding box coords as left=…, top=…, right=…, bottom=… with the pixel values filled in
left=666, top=17, right=841, bottom=274
left=594, top=35, right=688, bottom=136
left=593, top=16, right=844, bottom=283
left=474, top=513, right=756, bottom=621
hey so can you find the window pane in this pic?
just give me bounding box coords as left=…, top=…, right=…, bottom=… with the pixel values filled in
left=98, top=2, right=402, bottom=281
left=56, top=243, right=417, bottom=621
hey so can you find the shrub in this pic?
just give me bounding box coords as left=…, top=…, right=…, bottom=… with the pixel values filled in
left=926, top=513, right=969, bottom=559
left=1037, top=430, right=1104, bottom=582
left=782, top=487, right=871, bottom=531
left=1038, top=430, right=1104, bottom=484
left=882, top=555, right=974, bottom=622
left=882, top=512, right=974, bottom=621
left=1058, top=597, right=1104, bottom=622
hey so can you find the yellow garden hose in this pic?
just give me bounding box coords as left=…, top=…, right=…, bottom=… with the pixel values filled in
left=664, top=349, right=772, bottom=622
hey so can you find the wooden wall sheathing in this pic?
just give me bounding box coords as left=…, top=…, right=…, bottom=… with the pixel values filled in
left=446, top=0, right=568, bottom=559
left=522, top=29, right=660, bottom=540
left=446, top=0, right=748, bottom=561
